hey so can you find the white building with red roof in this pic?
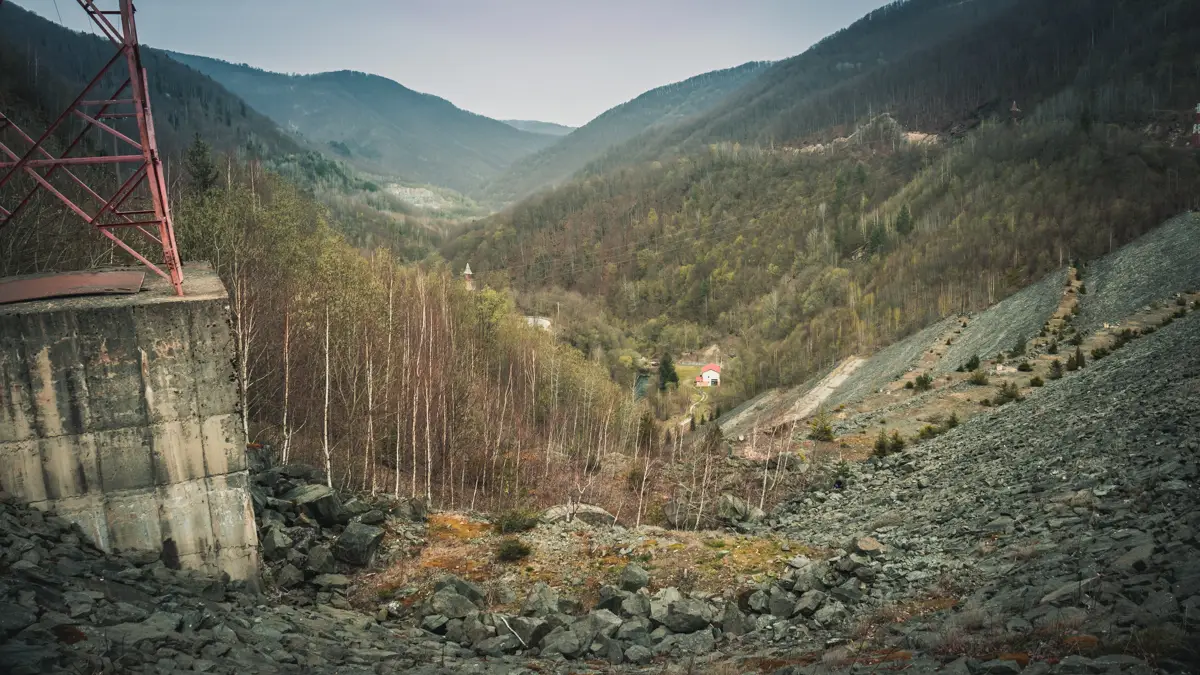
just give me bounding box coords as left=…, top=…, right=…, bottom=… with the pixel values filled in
left=695, top=363, right=721, bottom=387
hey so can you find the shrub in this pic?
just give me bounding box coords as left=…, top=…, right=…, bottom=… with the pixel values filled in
left=1192, top=300, right=1199, bottom=310
left=965, top=355, right=980, bottom=371
left=1010, top=335, right=1026, bottom=357
left=968, top=371, right=989, bottom=386
left=1049, top=359, right=1064, bottom=380
left=1029, top=376, right=1044, bottom=387
left=904, top=381, right=914, bottom=390
left=1017, top=361, right=1033, bottom=372
left=1047, top=340, right=1058, bottom=355
left=808, top=409, right=834, bottom=442
left=1079, top=283, right=1087, bottom=294
left=916, top=425, right=939, bottom=441
left=1068, top=332, right=1083, bottom=346
left=494, top=508, right=540, bottom=534
left=914, top=373, right=933, bottom=391
left=1090, top=347, right=1110, bottom=360
left=944, top=412, right=959, bottom=429
left=1143, top=325, right=1156, bottom=335
left=994, top=381, right=1022, bottom=405
left=888, top=431, right=906, bottom=454
left=496, top=537, right=531, bottom=562
left=1071, top=304, right=1080, bottom=315
left=980, top=398, right=992, bottom=407
left=1173, top=308, right=1186, bottom=319
left=1176, top=296, right=1187, bottom=307
left=873, top=429, right=891, bottom=457
left=1065, top=354, right=1079, bottom=372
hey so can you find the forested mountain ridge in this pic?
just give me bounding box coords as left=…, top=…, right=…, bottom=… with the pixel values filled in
left=478, top=61, right=773, bottom=204
left=444, top=0, right=1200, bottom=407
left=503, top=120, right=577, bottom=136
left=0, top=3, right=302, bottom=161
left=166, top=52, right=559, bottom=193
left=584, top=0, right=1199, bottom=175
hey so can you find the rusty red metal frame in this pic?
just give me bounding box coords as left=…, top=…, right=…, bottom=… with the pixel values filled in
left=0, top=0, right=183, bottom=295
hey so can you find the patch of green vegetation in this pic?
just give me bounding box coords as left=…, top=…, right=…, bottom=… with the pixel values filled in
left=496, top=537, right=532, bottom=562
left=494, top=508, right=540, bottom=534
left=968, top=371, right=989, bottom=386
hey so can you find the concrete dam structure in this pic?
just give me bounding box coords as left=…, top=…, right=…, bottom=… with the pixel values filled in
left=0, top=265, right=258, bottom=580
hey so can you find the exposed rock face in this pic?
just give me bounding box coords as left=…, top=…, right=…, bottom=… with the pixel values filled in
left=333, top=522, right=384, bottom=566
left=541, top=503, right=615, bottom=526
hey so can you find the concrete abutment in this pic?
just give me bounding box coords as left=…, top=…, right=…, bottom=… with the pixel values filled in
left=0, top=264, right=258, bottom=579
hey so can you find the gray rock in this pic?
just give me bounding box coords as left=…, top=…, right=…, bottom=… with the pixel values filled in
left=421, top=614, right=449, bottom=634
left=333, top=522, right=385, bottom=566
left=768, top=586, right=797, bottom=618
left=620, top=592, right=650, bottom=618
left=572, top=609, right=622, bottom=643
left=474, top=633, right=521, bottom=656
left=391, top=497, right=428, bottom=522
left=312, top=573, right=351, bottom=589
left=434, top=575, right=486, bottom=605
left=619, top=563, right=650, bottom=592
left=429, top=588, right=477, bottom=620
left=1113, top=543, right=1155, bottom=572
left=521, top=582, right=559, bottom=617
left=282, top=483, right=347, bottom=526
left=978, top=659, right=1023, bottom=675
left=305, top=545, right=336, bottom=574
left=812, top=600, right=848, bottom=626
left=541, top=503, right=615, bottom=527
left=617, top=617, right=652, bottom=646
left=717, top=493, right=751, bottom=523
left=540, top=627, right=586, bottom=658
left=260, top=526, right=292, bottom=560
left=654, top=628, right=716, bottom=655
left=624, top=643, right=653, bottom=665
left=795, top=590, right=826, bottom=616
left=505, top=616, right=550, bottom=647
left=275, top=563, right=304, bottom=589
left=357, top=509, right=386, bottom=525
left=661, top=598, right=714, bottom=633
left=0, top=602, right=38, bottom=636
left=649, top=586, right=683, bottom=624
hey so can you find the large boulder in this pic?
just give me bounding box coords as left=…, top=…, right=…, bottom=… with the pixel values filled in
left=649, top=587, right=683, bottom=625
left=521, top=582, right=560, bottom=617
left=392, top=497, right=428, bottom=522
left=717, top=493, right=763, bottom=523
left=333, top=522, right=384, bottom=566
left=429, top=588, right=478, bottom=620
left=259, top=526, right=292, bottom=560
left=434, top=575, right=487, bottom=605
left=282, top=484, right=347, bottom=526
left=541, top=503, right=615, bottom=527
left=506, top=616, right=551, bottom=647
left=619, top=564, right=650, bottom=592
left=305, top=545, right=336, bottom=575
left=540, top=627, right=586, bottom=658
left=661, top=598, right=714, bottom=633
left=572, top=609, right=622, bottom=644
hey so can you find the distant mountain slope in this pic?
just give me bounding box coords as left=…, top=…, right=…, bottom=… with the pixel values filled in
left=478, top=61, right=772, bottom=204
left=503, top=120, right=576, bottom=137
left=587, top=0, right=1199, bottom=173
left=0, top=3, right=302, bottom=161
left=166, top=52, right=558, bottom=193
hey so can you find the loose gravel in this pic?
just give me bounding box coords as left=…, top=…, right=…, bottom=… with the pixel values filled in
left=1077, top=212, right=1200, bottom=333
left=827, top=317, right=956, bottom=408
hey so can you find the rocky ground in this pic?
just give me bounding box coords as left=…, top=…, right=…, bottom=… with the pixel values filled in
left=827, top=318, right=956, bottom=409
left=1077, top=213, right=1200, bottom=333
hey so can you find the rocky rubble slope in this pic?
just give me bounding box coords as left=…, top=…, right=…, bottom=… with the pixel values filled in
left=756, top=304, right=1200, bottom=673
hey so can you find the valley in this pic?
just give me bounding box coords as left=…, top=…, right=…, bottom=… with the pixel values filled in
left=1, top=0, right=1199, bottom=673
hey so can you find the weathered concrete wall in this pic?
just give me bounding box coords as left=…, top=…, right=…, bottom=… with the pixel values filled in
left=0, top=264, right=258, bottom=580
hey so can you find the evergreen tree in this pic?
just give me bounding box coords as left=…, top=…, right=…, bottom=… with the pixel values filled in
left=184, top=133, right=220, bottom=196
left=657, top=353, right=679, bottom=392
left=894, top=204, right=913, bottom=236
left=1074, top=345, right=1086, bottom=369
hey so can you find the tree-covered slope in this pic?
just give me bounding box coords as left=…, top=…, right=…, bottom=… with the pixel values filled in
left=167, top=52, right=558, bottom=193
left=585, top=0, right=1199, bottom=175
left=477, top=61, right=772, bottom=204
left=0, top=2, right=302, bottom=160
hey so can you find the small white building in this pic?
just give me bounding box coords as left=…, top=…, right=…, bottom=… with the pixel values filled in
left=695, top=363, right=721, bottom=387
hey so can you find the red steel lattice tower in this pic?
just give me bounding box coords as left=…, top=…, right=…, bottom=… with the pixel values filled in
left=0, top=0, right=183, bottom=295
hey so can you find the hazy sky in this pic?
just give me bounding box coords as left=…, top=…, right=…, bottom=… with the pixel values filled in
left=19, top=0, right=890, bottom=127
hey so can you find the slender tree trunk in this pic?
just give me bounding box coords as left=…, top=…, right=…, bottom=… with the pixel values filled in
left=323, top=303, right=332, bottom=487
left=281, top=306, right=291, bottom=464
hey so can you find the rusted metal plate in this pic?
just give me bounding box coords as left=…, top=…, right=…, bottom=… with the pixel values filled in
left=0, top=270, right=145, bottom=305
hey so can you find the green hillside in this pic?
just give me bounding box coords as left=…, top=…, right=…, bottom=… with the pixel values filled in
left=477, top=61, right=772, bottom=204
left=444, top=0, right=1200, bottom=406
left=167, top=52, right=558, bottom=193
